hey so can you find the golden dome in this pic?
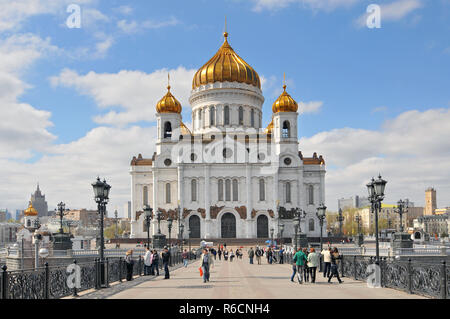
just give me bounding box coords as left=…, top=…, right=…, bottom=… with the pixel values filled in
left=156, top=85, right=182, bottom=114
left=272, top=84, right=298, bottom=113
left=265, top=119, right=274, bottom=134
left=24, top=201, right=38, bottom=216
left=192, top=32, right=261, bottom=89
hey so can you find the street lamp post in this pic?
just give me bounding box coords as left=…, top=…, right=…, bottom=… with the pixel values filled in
left=92, top=177, right=111, bottom=288
left=270, top=227, right=274, bottom=248
left=337, top=208, right=344, bottom=237
left=392, top=199, right=413, bottom=250
left=188, top=229, right=192, bottom=260
left=293, top=218, right=299, bottom=252
left=395, top=199, right=407, bottom=233
left=316, top=203, right=327, bottom=252
left=143, top=205, right=152, bottom=249
left=156, top=210, right=162, bottom=234
left=367, top=175, right=387, bottom=265
left=180, top=224, right=184, bottom=252
left=279, top=224, right=285, bottom=247
left=167, top=218, right=173, bottom=266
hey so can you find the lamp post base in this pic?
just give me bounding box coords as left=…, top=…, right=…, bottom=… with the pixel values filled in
left=152, top=234, right=167, bottom=249
left=354, top=233, right=364, bottom=247
left=391, top=232, right=413, bottom=249
left=292, top=233, right=308, bottom=249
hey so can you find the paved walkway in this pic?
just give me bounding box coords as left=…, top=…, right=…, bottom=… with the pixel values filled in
left=105, top=254, right=425, bottom=299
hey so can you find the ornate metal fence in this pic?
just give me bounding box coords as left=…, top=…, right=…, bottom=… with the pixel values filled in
left=340, top=255, right=449, bottom=299
left=0, top=250, right=185, bottom=299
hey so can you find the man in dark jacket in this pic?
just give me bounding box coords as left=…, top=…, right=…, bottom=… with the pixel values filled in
left=248, top=247, right=255, bottom=264
left=162, top=247, right=171, bottom=279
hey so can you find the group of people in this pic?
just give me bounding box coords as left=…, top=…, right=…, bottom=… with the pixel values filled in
left=247, top=246, right=286, bottom=265
left=290, top=246, right=343, bottom=284
left=124, top=246, right=171, bottom=281
left=216, top=246, right=243, bottom=262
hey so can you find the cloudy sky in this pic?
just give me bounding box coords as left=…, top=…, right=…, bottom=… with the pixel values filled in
left=0, top=0, right=449, bottom=216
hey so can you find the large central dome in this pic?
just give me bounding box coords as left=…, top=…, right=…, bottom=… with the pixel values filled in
left=192, top=32, right=261, bottom=90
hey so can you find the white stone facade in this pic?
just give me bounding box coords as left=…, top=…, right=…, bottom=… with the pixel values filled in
left=129, top=79, right=326, bottom=240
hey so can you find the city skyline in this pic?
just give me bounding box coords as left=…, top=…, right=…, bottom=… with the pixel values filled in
left=1, top=0, right=449, bottom=214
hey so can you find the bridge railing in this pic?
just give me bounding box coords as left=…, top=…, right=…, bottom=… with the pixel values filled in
left=0, top=250, right=185, bottom=299
left=340, top=255, right=449, bottom=299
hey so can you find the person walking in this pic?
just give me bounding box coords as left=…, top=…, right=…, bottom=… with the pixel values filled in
left=162, top=246, right=171, bottom=279
left=200, top=248, right=214, bottom=283
left=143, top=247, right=152, bottom=276
left=248, top=247, right=255, bottom=264
left=290, top=248, right=299, bottom=282
left=302, top=248, right=310, bottom=282
left=125, top=250, right=134, bottom=281
left=182, top=249, right=189, bottom=267
left=293, top=247, right=307, bottom=284
left=151, top=249, right=160, bottom=276
left=266, top=247, right=273, bottom=264
left=229, top=249, right=235, bottom=262
left=211, top=248, right=217, bottom=260
left=218, top=248, right=222, bottom=260
left=223, top=249, right=229, bottom=261
left=307, top=248, right=320, bottom=283
left=279, top=246, right=284, bottom=264
left=321, top=247, right=332, bottom=278
left=328, top=247, right=343, bottom=284
left=255, top=247, right=263, bottom=265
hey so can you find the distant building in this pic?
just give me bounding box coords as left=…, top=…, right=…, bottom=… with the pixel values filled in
left=338, top=195, right=370, bottom=211
left=30, top=184, right=49, bottom=217
left=406, top=207, right=424, bottom=228
left=425, top=187, right=437, bottom=216
left=65, top=209, right=98, bottom=228
left=0, top=222, right=21, bottom=245
left=0, top=210, right=6, bottom=223
left=414, top=213, right=449, bottom=237
left=15, top=209, right=22, bottom=221
left=435, top=207, right=450, bottom=215
left=124, top=201, right=131, bottom=220
left=356, top=204, right=406, bottom=233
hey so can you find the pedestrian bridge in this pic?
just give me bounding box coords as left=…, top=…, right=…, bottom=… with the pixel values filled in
left=72, top=253, right=427, bottom=299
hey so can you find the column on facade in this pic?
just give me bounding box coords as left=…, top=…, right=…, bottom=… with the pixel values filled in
left=246, top=164, right=253, bottom=238
left=152, top=170, right=158, bottom=236
left=177, top=164, right=184, bottom=235
left=204, top=165, right=211, bottom=238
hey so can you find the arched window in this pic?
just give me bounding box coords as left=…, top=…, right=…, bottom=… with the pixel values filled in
left=259, top=178, right=265, bottom=201
left=143, top=186, right=148, bottom=205
left=224, top=106, right=230, bottom=125
left=285, top=182, right=291, bottom=203
left=27, top=219, right=31, bottom=227
left=232, top=179, right=239, bottom=201
left=251, top=109, right=255, bottom=127
left=210, top=106, right=215, bottom=126
left=309, top=218, right=315, bottom=231
left=239, top=106, right=244, bottom=125
left=166, top=183, right=171, bottom=203
left=308, top=185, right=314, bottom=205
left=218, top=179, right=224, bottom=201
left=191, top=179, right=197, bottom=202
left=164, top=122, right=172, bottom=139
left=225, top=179, right=231, bottom=201
left=282, top=121, right=290, bottom=138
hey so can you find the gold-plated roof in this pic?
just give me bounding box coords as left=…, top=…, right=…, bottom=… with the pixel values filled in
left=156, top=85, right=182, bottom=114
left=272, top=84, right=298, bottom=113
left=180, top=122, right=192, bottom=135
left=265, top=119, right=274, bottom=134
left=24, top=201, right=38, bottom=216
left=192, top=32, right=261, bottom=89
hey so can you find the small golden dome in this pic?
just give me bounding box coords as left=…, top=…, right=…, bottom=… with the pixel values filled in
left=272, top=84, right=298, bottom=113
left=265, top=119, right=274, bottom=134
left=192, top=32, right=261, bottom=89
left=24, top=201, right=38, bottom=216
left=156, top=85, right=182, bottom=114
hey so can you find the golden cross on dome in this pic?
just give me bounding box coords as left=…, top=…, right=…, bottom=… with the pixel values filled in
left=224, top=16, right=228, bottom=39
left=167, top=73, right=171, bottom=90
left=283, top=73, right=286, bottom=90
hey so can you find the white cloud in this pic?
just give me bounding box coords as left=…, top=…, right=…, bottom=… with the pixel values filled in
left=300, top=108, right=450, bottom=210
left=117, top=16, right=180, bottom=34
left=355, top=0, right=424, bottom=27
left=251, top=0, right=359, bottom=12
left=299, top=101, right=323, bottom=114
left=0, top=33, right=58, bottom=160
left=50, top=66, right=196, bottom=126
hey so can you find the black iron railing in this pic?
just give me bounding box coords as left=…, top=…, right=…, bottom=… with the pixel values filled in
left=0, top=251, right=184, bottom=299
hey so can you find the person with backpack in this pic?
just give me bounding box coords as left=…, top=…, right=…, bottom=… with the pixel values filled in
left=151, top=249, right=160, bottom=276
left=293, top=246, right=307, bottom=284
left=248, top=247, right=255, bottom=264
left=321, top=247, right=332, bottom=278
left=182, top=249, right=189, bottom=267
left=162, top=246, right=171, bottom=279
left=255, top=247, right=263, bottom=265
left=307, top=247, right=320, bottom=283
left=125, top=250, right=134, bottom=281
left=328, top=247, right=343, bottom=284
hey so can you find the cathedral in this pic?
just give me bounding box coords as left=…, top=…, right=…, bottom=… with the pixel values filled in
left=130, top=30, right=326, bottom=240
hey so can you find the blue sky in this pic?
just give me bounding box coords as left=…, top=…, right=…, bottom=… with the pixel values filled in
left=1, top=0, right=449, bottom=215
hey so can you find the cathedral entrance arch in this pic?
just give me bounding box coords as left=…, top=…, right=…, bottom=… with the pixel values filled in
left=221, top=213, right=236, bottom=238
left=189, top=215, right=200, bottom=238
left=257, top=215, right=269, bottom=238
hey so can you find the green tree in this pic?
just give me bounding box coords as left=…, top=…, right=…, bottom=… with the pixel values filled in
left=104, top=223, right=130, bottom=240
